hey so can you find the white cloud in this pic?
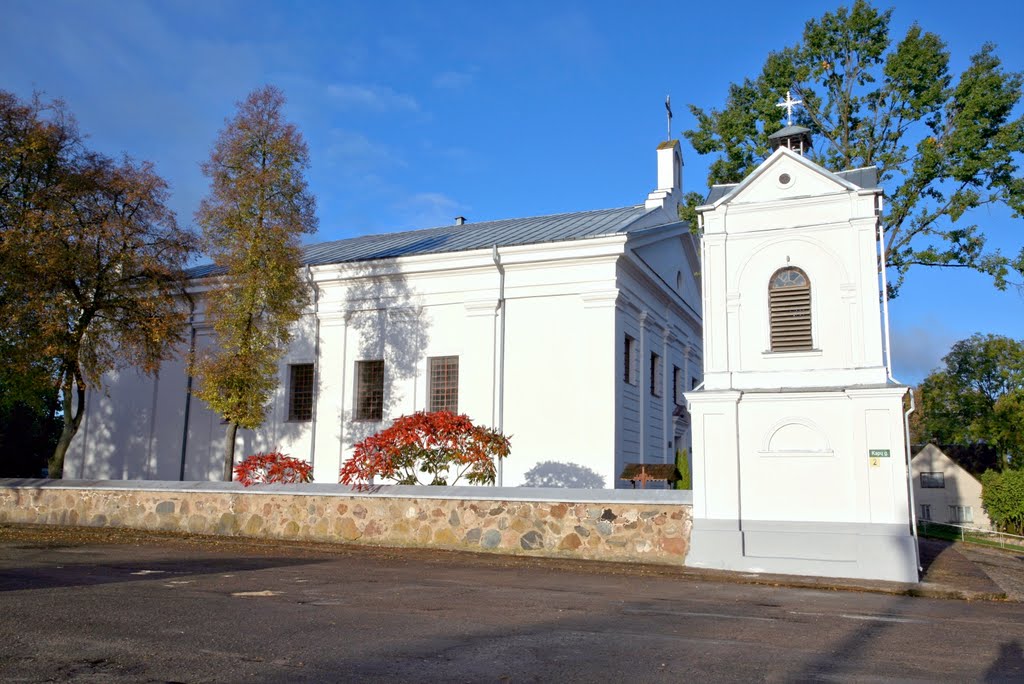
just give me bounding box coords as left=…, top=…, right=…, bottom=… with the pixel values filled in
left=432, top=70, right=475, bottom=90
left=400, top=192, right=467, bottom=229
left=326, top=83, right=419, bottom=112
left=324, top=129, right=405, bottom=173
left=889, top=321, right=959, bottom=385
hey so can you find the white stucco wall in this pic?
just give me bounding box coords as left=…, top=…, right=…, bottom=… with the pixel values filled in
left=66, top=229, right=699, bottom=489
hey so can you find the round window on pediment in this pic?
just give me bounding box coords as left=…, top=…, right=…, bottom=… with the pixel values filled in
left=778, top=172, right=793, bottom=187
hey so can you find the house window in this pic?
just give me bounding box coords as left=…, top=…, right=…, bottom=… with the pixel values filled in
left=921, top=472, right=945, bottom=488
left=920, top=504, right=931, bottom=521
left=624, top=335, right=638, bottom=385
left=769, top=267, right=812, bottom=351
left=949, top=505, right=973, bottom=524
left=673, top=366, right=683, bottom=405
left=288, top=363, right=314, bottom=421
left=650, top=352, right=663, bottom=397
left=428, top=356, right=459, bottom=413
left=354, top=360, right=385, bottom=421
left=691, top=376, right=699, bottom=390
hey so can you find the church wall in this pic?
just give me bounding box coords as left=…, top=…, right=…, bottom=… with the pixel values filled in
left=64, top=235, right=688, bottom=491
left=614, top=254, right=703, bottom=488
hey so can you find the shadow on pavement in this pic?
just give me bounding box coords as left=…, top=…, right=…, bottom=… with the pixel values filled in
left=0, top=555, right=326, bottom=592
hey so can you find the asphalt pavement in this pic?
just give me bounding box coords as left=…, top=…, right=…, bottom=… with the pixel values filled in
left=1, top=524, right=1023, bottom=682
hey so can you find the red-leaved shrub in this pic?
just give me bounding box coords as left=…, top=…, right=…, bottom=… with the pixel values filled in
left=234, top=451, right=314, bottom=486
left=340, top=411, right=511, bottom=489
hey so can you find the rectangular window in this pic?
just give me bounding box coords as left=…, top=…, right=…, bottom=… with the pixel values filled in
left=355, top=360, right=385, bottom=421
left=921, top=472, right=945, bottom=488
left=673, top=366, right=683, bottom=405
left=691, top=376, right=699, bottom=390
left=288, top=363, right=314, bottom=421
left=920, top=504, right=931, bottom=521
left=624, top=335, right=637, bottom=385
left=949, top=505, right=973, bottom=524
left=428, top=356, right=459, bottom=413
left=650, top=352, right=662, bottom=397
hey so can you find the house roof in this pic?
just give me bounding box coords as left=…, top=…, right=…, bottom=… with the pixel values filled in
left=914, top=443, right=1001, bottom=477
left=187, top=204, right=660, bottom=278
left=702, top=164, right=879, bottom=206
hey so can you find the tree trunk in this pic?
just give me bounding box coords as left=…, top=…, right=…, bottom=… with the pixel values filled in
left=222, top=421, right=238, bottom=481
left=49, top=377, right=85, bottom=479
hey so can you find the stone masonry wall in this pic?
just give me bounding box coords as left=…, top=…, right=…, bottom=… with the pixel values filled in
left=0, top=482, right=692, bottom=565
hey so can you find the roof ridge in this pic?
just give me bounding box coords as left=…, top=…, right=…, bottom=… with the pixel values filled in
left=306, top=204, right=643, bottom=250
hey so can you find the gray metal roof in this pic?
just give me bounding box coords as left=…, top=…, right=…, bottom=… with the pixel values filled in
left=704, top=184, right=738, bottom=205
left=767, top=124, right=812, bottom=140
left=834, top=166, right=878, bottom=189
left=701, top=165, right=879, bottom=205
left=187, top=205, right=653, bottom=278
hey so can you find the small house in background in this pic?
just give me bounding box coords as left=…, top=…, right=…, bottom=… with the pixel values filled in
left=911, top=443, right=999, bottom=529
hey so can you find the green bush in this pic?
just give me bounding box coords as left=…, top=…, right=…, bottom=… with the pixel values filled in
left=981, top=469, right=1024, bottom=535
left=674, top=448, right=692, bottom=490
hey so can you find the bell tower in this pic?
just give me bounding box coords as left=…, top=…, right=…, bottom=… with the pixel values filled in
left=683, top=121, right=918, bottom=583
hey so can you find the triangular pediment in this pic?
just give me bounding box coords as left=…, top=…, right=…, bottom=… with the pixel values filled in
left=700, top=147, right=868, bottom=210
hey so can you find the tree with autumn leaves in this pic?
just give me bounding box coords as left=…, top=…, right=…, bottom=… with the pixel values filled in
left=340, top=411, right=511, bottom=488
left=192, top=86, right=318, bottom=481
left=0, top=91, right=197, bottom=477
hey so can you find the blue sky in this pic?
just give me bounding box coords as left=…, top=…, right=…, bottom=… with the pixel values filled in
left=3, top=0, right=1023, bottom=383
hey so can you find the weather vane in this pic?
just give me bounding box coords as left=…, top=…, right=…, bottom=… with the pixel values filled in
left=776, top=90, right=802, bottom=126
left=665, top=95, right=673, bottom=141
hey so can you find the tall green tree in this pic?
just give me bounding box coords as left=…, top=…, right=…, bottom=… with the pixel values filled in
left=684, top=0, right=1024, bottom=295
left=0, top=91, right=198, bottom=477
left=914, top=334, right=1024, bottom=468
left=193, top=86, right=318, bottom=481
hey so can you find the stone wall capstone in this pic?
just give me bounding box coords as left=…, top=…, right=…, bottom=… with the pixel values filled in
left=0, top=481, right=692, bottom=564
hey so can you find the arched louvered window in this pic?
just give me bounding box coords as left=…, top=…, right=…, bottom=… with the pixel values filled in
left=769, top=267, right=812, bottom=351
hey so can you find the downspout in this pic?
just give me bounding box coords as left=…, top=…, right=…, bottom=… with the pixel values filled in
left=878, top=195, right=921, bottom=572
left=877, top=196, right=894, bottom=380
left=904, top=389, right=921, bottom=572
left=179, top=300, right=196, bottom=481
left=491, top=245, right=506, bottom=486
left=306, top=265, right=320, bottom=471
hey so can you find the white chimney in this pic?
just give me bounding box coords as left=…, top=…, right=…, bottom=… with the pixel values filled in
left=645, top=139, right=682, bottom=213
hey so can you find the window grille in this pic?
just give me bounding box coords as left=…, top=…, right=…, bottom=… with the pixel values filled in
left=624, top=335, right=638, bottom=385
left=288, top=364, right=314, bottom=421
left=921, top=472, right=945, bottom=488
left=428, top=356, right=459, bottom=413
left=650, top=353, right=662, bottom=397
left=769, top=267, right=812, bottom=351
left=355, top=360, right=385, bottom=421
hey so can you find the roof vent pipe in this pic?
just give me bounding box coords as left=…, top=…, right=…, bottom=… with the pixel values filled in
left=455, top=216, right=466, bottom=226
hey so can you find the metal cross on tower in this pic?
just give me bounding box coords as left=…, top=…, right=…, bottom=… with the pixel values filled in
left=665, top=95, right=673, bottom=141
left=776, top=90, right=802, bottom=126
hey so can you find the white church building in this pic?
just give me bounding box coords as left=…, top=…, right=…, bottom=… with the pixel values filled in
left=65, top=115, right=919, bottom=582
left=66, top=141, right=704, bottom=490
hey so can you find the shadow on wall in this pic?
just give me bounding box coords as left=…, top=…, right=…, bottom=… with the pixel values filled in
left=341, top=259, right=431, bottom=448
left=521, top=461, right=606, bottom=489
